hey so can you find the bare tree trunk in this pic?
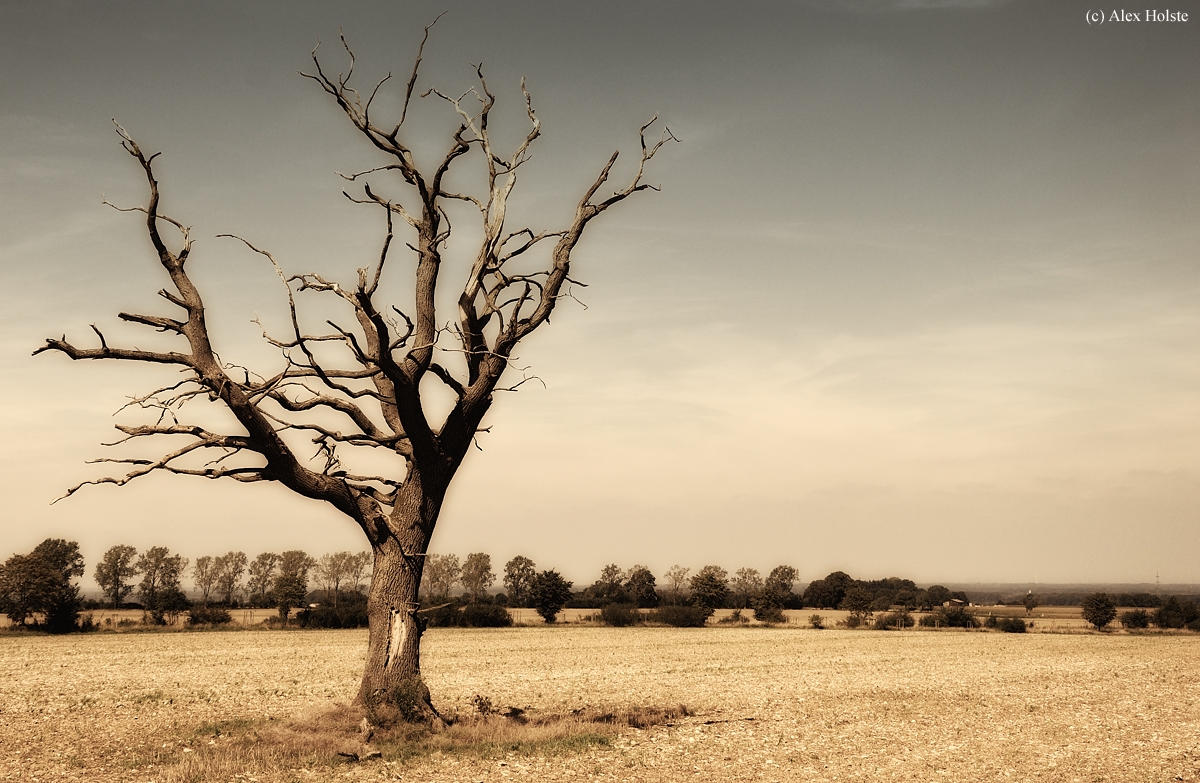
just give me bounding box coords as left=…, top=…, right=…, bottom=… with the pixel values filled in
left=357, top=471, right=448, bottom=722
left=360, top=541, right=426, bottom=707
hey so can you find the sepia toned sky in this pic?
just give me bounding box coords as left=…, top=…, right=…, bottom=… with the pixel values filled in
left=2, top=0, right=1198, bottom=588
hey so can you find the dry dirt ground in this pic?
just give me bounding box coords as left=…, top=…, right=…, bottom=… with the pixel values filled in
left=1, top=627, right=1197, bottom=782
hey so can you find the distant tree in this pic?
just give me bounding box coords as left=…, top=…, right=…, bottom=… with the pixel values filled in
left=624, top=565, right=659, bottom=608
left=1080, top=592, right=1117, bottom=630
left=273, top=573, right=308, bottom=620
left=922, top=584, right=953, bottom=609
left=663, top=565, right=690, bottom=605
left=346, top=551, right=372, bottom=595
left=0, top=539, right=86, bottom=632
left=36, top=540, right=86, bottom=632
left=247, top=553, right=280, bottom=605
left=279, top=550, right=315, bottom=582
left=94, top=544, right=139, bottom=609
left=1113, top=591, right=1162, bottom=609
left=803, top=571, right=854, bottom=609
left=1022, top=592, right=1040, bottom=615
left=0, top=553, right=58, bottom=626
left=1152, top=596, right=1200, bottom=629
left=529, top=569, right=573, bottom=623
left=213, top=551, right=247, bottom=605
left=753, top=565, right=798, bottom=622
left=893, top=588, right=918, bottom=610
left=315, top=551, right=354, bottom=607
left=730, top=568, right=763, bottom=610
left=135, top=546, right=188, bottom=624
left=192, top=556, right=217, bottom=604
left=764, top=565, right=798, bottom=604
left=587, top=563, right=627, bottom=604
left=690, top=565, right=729, bottom=617
left=421, top=554, right=461, bottom=600
left=460, top=553, right=495, bottom=602
left=503, top=556, right=536, bottom=607
left=842, top=586, right=874, bottom=622
left=154, top=584, right=191, bottom=625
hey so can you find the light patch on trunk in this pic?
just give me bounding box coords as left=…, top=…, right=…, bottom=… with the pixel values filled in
left=385, top=609, right=407, bottom=670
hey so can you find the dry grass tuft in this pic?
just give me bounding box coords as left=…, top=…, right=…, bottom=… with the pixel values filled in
left=161, top=700, right=690, bottom=779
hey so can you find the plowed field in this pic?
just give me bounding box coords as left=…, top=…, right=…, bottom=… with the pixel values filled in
left=1, top=627, right=1197, bottom=782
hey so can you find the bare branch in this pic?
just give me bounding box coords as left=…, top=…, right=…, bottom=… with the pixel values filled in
left=400, top=12, right=445, bottom=127
left=53, top=432, right=263, bottom=504
left=428, top=363, right=465, bottom=398
left=34, top=335, right=194, bottom=367
left=119, top=311, right=186, bottom=334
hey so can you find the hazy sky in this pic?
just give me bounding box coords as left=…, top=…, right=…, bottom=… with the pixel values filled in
left=2, top=0, right=1198, bottom=588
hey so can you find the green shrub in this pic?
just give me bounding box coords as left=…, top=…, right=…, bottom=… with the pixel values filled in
left=650, top=605, right=708, bottom=627
left=809, top=614, right=825, bottom=629
left=187, top=606, right=232, bottom=626
left=600, top=603, right=641, bottom=627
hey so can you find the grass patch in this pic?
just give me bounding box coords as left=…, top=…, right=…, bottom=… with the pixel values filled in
left=159, top=701, right=690, bottom=779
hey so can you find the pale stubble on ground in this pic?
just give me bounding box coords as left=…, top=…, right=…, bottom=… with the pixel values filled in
left=1, top=627, right=1197, bottom=782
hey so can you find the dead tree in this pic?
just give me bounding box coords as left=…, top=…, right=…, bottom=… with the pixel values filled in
left=35, top=25, right=673, bottom=719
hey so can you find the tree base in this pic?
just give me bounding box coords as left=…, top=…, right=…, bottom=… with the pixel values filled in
left=358, top=677, right=447, bottom=730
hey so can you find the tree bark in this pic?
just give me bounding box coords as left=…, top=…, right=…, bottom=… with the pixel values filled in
left=356, top=467, right=450, bottom=721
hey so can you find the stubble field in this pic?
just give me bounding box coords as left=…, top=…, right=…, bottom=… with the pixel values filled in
left=1, top=627, right=1198, bottom=783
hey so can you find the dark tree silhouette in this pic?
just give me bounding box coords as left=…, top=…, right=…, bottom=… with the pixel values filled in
left=689, top=565, right=729, bottom=617
left=1080, top=592, right=1116, bottom=630
left=802, top=571, right=854, bottom=610
left=0, top=539, right=86, bottom=633
left=34, top=23, right=672, bottom=719
left=502, top=555, right=536, bottom=607
left=1022, top=592, right=1040, bottom=615
left=530, top=570, right=573, bottom=623
left=94, top=544, right=139, bottom=610
left=460, top=553, right=495, bottom=602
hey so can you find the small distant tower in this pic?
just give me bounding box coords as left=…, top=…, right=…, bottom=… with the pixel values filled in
left=1156, top=571, right=1161, bottom=595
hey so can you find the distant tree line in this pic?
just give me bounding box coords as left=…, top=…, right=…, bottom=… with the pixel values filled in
left=992, top=590, right=1174, bottom=608
left=6, top=540, right=1200, bottom=634
left=0, top=540, right=373, bottom=632
left=419, top=559, right=973, bottom=625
